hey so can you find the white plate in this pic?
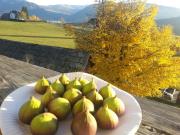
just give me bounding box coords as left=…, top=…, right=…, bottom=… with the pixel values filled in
left=0, top=72, right=142, bottom=135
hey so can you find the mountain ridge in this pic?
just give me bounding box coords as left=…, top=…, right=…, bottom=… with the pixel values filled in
left=157, top=16, right=180, bottom=35
left=65, top=4, right=180, bottom=23
left=41, top=4, right=86, bottom=15
left=0, top=0, right=66, bottom=20
left=0, top=0, right=180, bottom=23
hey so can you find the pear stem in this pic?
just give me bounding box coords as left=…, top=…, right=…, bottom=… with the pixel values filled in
left=113, top=96, right=117, bottom=99
left=104, top=104, right=109, bottom=109
left=82, top=103, right=89, bottom=112
left=82, top=96, right=86, bottom=100
left=30, top=96, right=34, bottom=100
left=92, top=89, right=97, bottom=92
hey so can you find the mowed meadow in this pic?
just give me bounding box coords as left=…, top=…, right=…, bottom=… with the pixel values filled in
left=0, top=21, right=75, bottom=48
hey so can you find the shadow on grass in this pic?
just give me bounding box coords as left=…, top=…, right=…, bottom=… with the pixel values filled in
left=0, top=34, right=75, bottom=39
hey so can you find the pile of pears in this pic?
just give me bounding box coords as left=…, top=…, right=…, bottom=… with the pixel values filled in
left=18, top=74, right=125, bottom=135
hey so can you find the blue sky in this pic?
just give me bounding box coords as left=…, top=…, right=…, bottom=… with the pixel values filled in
left=27, top=0, right=180, bottom=8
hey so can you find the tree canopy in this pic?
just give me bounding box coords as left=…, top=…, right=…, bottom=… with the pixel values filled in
left=19, top=6, right=29, bottom=20
left=72, top=0, right=180, bottom=96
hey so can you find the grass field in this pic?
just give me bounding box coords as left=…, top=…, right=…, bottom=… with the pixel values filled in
left=0, top=21, right=75, bottom=48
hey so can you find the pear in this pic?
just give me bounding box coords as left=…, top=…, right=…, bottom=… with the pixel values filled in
left=63, top=88, right=82, bottom=105
left=104, top=96, right=125, bottom=116
left=82, top=79, right=97, bottom=95
left=51, top=79, right=65, bottom=96
left=30, top=112, right=58, bottom=135
left=71, top=110, right=97, bottom=135
left=66, top=77, right=82, bottom=90
left=41, top=86, right=59, bottom=107
left=18, top=96, right=44, bottom=124
left=79, top=77, right=89, bottom=86
left=73, top=96, right=94, bottom=116
left=99, top=84, right=116, bottom=99
left=96, top=105, right=119, bottom=129
left=48, top=98, right=71, bottom=120
left=86, top=89, right=103, bottom=109
left=59, top=73, right=70, bottom=86
left=35, top=76, right=50, bottom=94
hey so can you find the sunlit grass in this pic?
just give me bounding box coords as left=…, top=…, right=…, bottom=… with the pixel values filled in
left=0, top=21, right=75, bottom=48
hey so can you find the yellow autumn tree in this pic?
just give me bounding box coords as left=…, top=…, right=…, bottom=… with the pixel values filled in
left=29, top=15, right=41, bottom=21
left=73, top=0, right=180, bottom=96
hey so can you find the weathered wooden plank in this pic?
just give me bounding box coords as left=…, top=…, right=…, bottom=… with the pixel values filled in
left=0, top=55, right=59, bottom=104
left=137, top=98, right=180, bottom=135
left=0, top=55, right=180, bottom=135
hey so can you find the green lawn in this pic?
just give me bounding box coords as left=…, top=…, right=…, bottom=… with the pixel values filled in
left=0, top=21, right=75, bottom=48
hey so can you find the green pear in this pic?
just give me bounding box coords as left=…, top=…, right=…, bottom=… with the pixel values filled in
left=86, top=89, right=103, bottom=109
left=96, top=105, right=119, bottom=129
left=79, top=77, right=89, bottom=86
left=51, top=79, right=64, bottom=96
left=66, top=77, right=82, bottom=90
left=82, top=79, right=97, bottom=95
left=41, top=86, right=59, bottom=107
left=99, top=84, right=116, bottom=99
left=59, top=73, right=70, bottom=86
left=35, top=76, right=50, bottom=94
left=18, top=96, right=44, bottom=124
left=30, top=112, right=58, bottom=135
left=63, top=88, right=82, bottom=105
left=71, top=110, right=97, bottom=135
left=104, top=96, right=125, bottom=116
left=73, top=96, right=94, bottom=116
left=48, top=98, right=71, bottom=120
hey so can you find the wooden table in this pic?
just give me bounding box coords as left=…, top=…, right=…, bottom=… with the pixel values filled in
left=0, top=55, right=179, bottom=135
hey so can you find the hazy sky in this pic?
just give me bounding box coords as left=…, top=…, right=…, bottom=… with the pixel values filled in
left=27, top=0, right=180, bottom=8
